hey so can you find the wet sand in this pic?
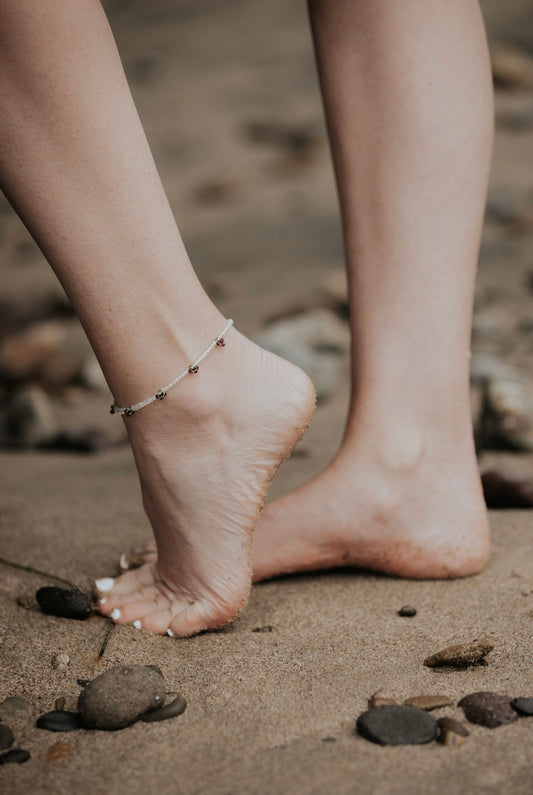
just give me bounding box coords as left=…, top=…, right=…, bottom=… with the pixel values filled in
left=1, top=0, right=533, bottom=792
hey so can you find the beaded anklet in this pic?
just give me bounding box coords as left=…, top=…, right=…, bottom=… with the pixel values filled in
left=109, top=318, right=233, bottom=417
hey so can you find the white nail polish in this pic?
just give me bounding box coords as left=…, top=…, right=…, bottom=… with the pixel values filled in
left=109, top=608, right=121, bottom=621
left=99, top=597, right=107, bottom=606
left=119, top=553, right=129, bottom=570
left=133, top=620, right=142, bottom=629
left=95, top=577, right=115, bottom=593
left=167, top=629, right=175, bottom=638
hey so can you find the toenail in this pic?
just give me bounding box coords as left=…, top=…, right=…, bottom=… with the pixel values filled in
left=133, top=620, right=142, bottom=629
left=119, top=553, right=129, bottom=570
left=109, top=608, right=121, bottom=621
left=95, top=577, right=115, bottom=593
left=167, top=629, right=175, bottom=638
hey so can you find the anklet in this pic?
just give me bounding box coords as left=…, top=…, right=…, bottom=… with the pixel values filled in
left=109, top=318, right=233, bottom=417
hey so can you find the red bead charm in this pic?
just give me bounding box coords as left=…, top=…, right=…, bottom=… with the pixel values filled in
left=216, top=338, right=225, bottom=347
left=188, top=365, right=199, bottom=374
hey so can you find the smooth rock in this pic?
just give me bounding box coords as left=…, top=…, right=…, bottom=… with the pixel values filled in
left=0, top=725, right=14, bottom=750
left=0, top=697, right=30, bottom=720
left=141, top=695, right=187, bottom=723
left=424, top=637, right=494, bottom=667
left=458, top=692, right=518, bottom=728
left=36, top=710, right=84, bottom=732
left=491, top=43, right=533, bottom=89
left=368, top=691, right=396, bottom=708
left=0, top=385, right=57, bottom=449
left=36, top=587, right=91, bottom=620
left=356, top=705, right=438, bottom=746
left=78, top=665, right=166, bottom=731
left=437, top=716, right=470, bottom=743
left=55, top=697, right=66, bottom=711
left=511, top=697, right=533, bottom=716
left=0, top=749, right=30, bottom=765
left=482, top=469, right=533, bottom=509
left=398, top=605, right=417, bottom=617
left=404, top=695, right=452, bottom=711
left=483, top=376, right=533, bottom=452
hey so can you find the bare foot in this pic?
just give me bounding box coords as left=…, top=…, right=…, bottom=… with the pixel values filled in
left=119, top=427, right=490, bottom=583
left=252, top=432, right=490, bottom=581
left=95, top=329, right=315, bottom=636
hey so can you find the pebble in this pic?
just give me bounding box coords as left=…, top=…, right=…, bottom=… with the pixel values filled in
left=36, top=587, right=91, bottom=620
left=398, top=605, right=417, bottom=617
left=437, top=716, right=470, bottom=745
left=356, top=705, right=438, bottom=746
left=368, top=691, right=397, bottom=708
left=46, top=740, right=72, bottom=762
left=0, top=725, right=14, bottom=750
left=141, top=695, right=187, bottom=723
left=458, top=692, right=518, bottom=728
left=0, top=697, right=30, bottom=720
left=404, top=695, right=452, bottom=711
left=36, top=710, right=84, bottom=732
left=78, top=665, right=166, bottom=731
left=511, top=697, right=533, bottom=716
left=16, top=594, right=34, bottom=610
left=424, top=637, right=494, bottom=667
left=0, top=749, right=31, bottom=765
left=55, top=697, right=66, bottom=711
left=481, top=469, right=533, bottom=509
left=52, top=653, right=70, bottom=671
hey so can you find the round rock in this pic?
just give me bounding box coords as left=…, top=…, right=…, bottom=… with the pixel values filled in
left=78, top=665, right=166, bottom=730
left=511, top=697, right=533, bottom=716
left=142, top=695, right=187, bottom=723
left=356, top=705, right=438, bottom=746
left=0, top=749, right=30, bottom=765
left=458, top=692, right=518, bottom=728
left=0, top=725, right=14, bottom=750
left=36, top=710, right=84, bottom=732
left=36, top=587, right=91, bottom=620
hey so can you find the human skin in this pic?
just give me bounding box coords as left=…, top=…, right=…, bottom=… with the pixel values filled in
left=0, top=0, right=493, bottom=636
left=0, top=0, right=315, bottom=636
left=129, top=0, right=494, bottom=583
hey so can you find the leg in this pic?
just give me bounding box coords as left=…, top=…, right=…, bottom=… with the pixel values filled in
left=0, top=0, right=315, bottom=634
left=252, top=0, right=493, bottom=579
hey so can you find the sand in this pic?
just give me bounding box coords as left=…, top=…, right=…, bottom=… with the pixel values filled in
left=1, top=0, right=533, bottom=792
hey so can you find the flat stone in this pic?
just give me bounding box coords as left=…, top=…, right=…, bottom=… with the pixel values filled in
left=482, top=469, right=533, bottom=509
left=437, top=716, right=470, bottom=743
left=36, top=587, right=91, bottom=620
left=0, top=725, right=14, bottom=750
left=356, top=706, right=438, bottom=746
left=36, top=710, right=84, bottom=732
left=398, top=606, right=417, bottom=617
left=511, top=697, right=533, bottom=716
left=141, top=695, right=187, bottom=723
left=78, top=665, right=166, bottom=730
left=404, top=695, right=452, bottom=711
left=0, top=749, right=30, bottom=765
left=0, top=697, right=30, bottom=720
left=368, top=691, right=396, bottom=708
left=424, top=637, right=494, bottom=667
left=458, top=692, right=518, bottom=728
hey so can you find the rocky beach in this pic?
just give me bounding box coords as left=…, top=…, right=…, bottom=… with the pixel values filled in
left=1, top=0, right=533, bottom=792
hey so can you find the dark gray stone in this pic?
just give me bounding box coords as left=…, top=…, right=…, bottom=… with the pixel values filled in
left=36, top=587, right=91, bottom=620
left=458, top=692, right=518, bottom=728
left=141, top=695, right=187, bottom=723
left=356, top=706, right=438, bottom=746
left=398, top=605, right=417, bottom=617
left=78, top=665, right=166, bottom=730
left=36, top=710, right=84, bottom=732
left=0, top=749, right=30, bottom=765
left=511, top=697, right=533, bottom=716
left=0, top=725, right=14, bottom=750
